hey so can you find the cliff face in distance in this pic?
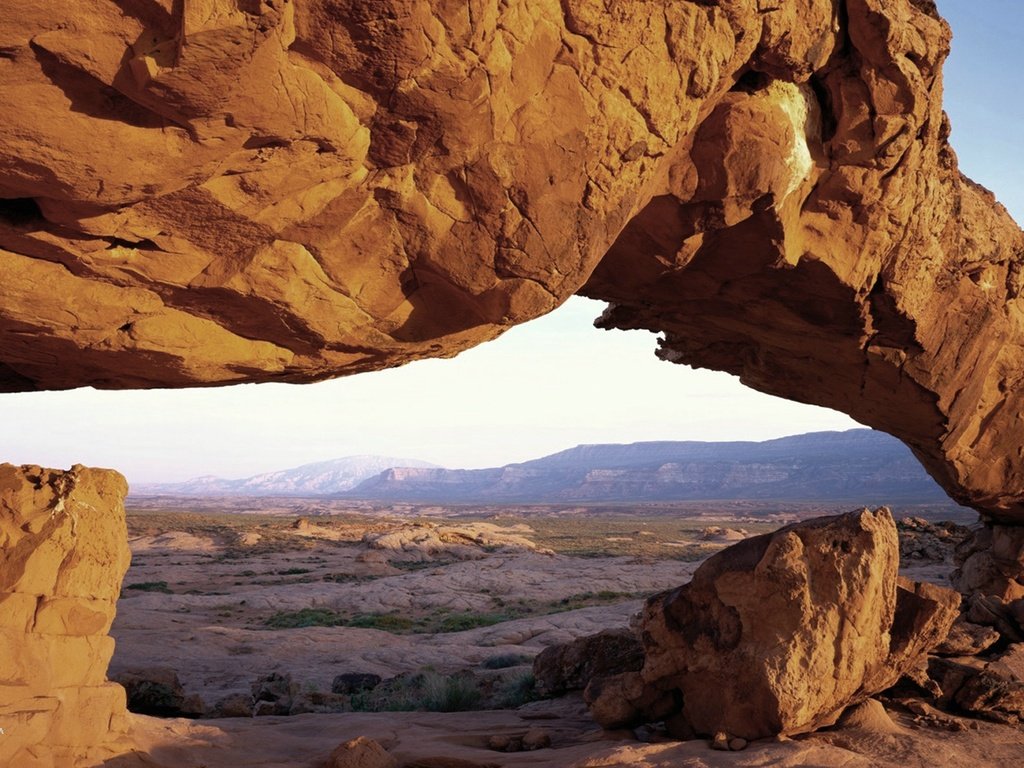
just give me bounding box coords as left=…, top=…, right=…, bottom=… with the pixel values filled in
left=347, top=430, right=955, bottom=504
left=1, top=2, right=1023, bottom=523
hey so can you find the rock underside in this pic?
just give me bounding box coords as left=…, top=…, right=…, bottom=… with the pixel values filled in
left=1, top=0, right=1024, bottom=531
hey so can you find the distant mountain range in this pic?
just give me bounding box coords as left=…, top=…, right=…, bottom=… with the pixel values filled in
left=132, top=430, right=953, bottom=504
left=132, top=455, right=439, bottom=496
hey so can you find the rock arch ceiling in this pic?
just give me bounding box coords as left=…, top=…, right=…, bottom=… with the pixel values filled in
left=1, top=0, right=1023, bottom=522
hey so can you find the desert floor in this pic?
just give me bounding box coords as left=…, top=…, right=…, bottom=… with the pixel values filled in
left=104, top=500, right=1021, bottom=768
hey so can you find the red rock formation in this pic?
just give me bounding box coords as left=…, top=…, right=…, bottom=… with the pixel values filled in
left=580, top=2, right=1024, bottom=528
left=583, top=508, right=959, bottom=739
left=0, top=5, right=1022, bottom=530
left=0, top=464, right=132, bottom=767
left=1, top=1, right=1020, bottom=533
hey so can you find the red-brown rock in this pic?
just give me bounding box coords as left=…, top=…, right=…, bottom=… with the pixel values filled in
left=588, top=509, right=959, bottom=739
left=1, top=2, right=1023, bottom=532
left=0, top=464, right=132, bottom=767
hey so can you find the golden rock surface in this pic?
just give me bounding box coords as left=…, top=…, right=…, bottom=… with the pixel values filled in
left=0, top=464, right=131, bottom=767
left=0, top=0, right=1022, bottom=523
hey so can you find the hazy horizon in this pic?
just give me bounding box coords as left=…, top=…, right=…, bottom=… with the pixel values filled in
left=135, top=425, right=876, bottom=485
left=0, top=1, right=1018, bottom=485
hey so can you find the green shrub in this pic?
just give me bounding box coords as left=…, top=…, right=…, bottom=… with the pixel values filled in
left=346, top=613, right=415, bottom=632
left=420, top=672, right=482, bottom=712
left=264, top=608, right=345, bottom=628
left=125, top=581, right=171, bottom=594
left=495, top=671, right=537, bottom=708
left=481, top=653, right=531, bottom=670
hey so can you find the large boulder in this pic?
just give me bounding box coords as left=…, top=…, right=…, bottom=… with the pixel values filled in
left=585, top=508, right=959, bottom=739
left=0, top=464, right=132, bottom=767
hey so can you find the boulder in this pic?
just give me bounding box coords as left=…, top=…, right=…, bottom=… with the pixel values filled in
left=112, top=666, right=204, bottom=718
left=591, top=508, right=958, bottom=739
left=0, top=464, right=131, bottom=766
left=533, top=628, right=643, bottom=697
left=325, top=736, right=397, bottom=768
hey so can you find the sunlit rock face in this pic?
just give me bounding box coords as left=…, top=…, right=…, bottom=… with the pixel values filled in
left=1, top=2, right=1023, bottom=525
left=0, top=464, right=131, bottom=766
left=582, top=509, right=960, bottom=740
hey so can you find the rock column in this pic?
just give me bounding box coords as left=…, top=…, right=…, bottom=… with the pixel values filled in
left=0, top=464, right=132, bottom=767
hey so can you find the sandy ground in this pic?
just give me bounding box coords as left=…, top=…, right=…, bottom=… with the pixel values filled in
left=100, top=698, right=1024, bottom=768
left=112, top=520, right=699, bottom=700
left=103, top=511, right=1024, bottom=768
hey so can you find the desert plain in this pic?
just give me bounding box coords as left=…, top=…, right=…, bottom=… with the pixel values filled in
left=98, top=498, right=1024, bottom=768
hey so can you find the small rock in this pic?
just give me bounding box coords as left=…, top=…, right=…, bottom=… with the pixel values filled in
left=332, top=673, right=383, bottom=695
left=325, top=736, right=397, bottom=768
left=728, top=737, right=748, bottom=751
left=485, top=735, right=510, bottom=751
left=211, top=693, right=253, bottom=718
left=521, top=727, right=551, bottom=750
left=710, top=731, right=730, bottom=751
left=836, top=699, right=900, bottom=734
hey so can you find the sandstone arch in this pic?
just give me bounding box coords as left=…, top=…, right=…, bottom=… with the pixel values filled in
left=4, top=1, right=1021, bottom=529
left=3, top=2, right=1024, bottom=762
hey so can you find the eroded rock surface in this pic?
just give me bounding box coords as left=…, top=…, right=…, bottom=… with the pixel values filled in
left=0, top=464, right=131, bottom=767
left=583, top=509, right=959, bottom=740
left=1, top=2, right=1024, bottom=531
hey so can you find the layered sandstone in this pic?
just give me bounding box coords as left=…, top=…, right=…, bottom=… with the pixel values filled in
left=0, top=464, right=131, bottom=767
left=1, top=2, right=1023, bottom=529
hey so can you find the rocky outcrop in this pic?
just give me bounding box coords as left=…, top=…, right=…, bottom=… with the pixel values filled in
left=532, top=628, right=643, bottom=698
left=1, top=2, right=1024, bottom=535
left=112, top=666, right=204, bottom=718
left=582, top=509, right=959, bottom=739
left=0, top=464, right=131, bottom=767
left=953, top=525, right=1024, bottom=601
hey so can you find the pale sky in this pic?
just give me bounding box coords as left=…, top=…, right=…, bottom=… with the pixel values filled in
left=0, top=2, right=1018, bottom=484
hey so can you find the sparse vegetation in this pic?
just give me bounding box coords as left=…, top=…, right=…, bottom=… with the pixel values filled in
left=494, top=671, right=537, bottom=708
left=420, top=672, right=482, bottom=711
left=481, top=653, right=532, bottom=670
left=264, top=608, right=346, bottom=629
left=345, top=613, right=416, bottom=632
left=348, top=671, right=484, bottom=712
left=125, top=581, right=171, bottom=593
